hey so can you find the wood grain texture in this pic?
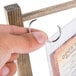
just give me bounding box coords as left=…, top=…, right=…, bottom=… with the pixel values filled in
left=4, top=4, right=32, bottom=76
left=22, top=1, right=76, bottom=21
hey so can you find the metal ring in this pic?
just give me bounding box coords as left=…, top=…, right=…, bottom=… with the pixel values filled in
left=47, top=25, right=61, bottom=43
left=29, top=20, right=61, bottom=42
left=29, top=19, right=37, bottom=33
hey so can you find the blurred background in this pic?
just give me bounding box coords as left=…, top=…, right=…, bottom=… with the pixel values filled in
left=0, top=0, right=76, bottom=76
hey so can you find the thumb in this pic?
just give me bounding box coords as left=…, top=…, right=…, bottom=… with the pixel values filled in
left=8, top=31, right=47, bottom=53
left=0, top=31, right=47, bottom=69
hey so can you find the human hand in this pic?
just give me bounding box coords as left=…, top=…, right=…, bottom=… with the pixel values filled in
left=0, top=25, right=47, bottom=76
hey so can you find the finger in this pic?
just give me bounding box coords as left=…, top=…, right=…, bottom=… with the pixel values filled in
left=0, top=52, right=18, bottom=69
left=1, top=31, right=47, bottom=54
left=0, top=69, right=3, bottom=76
left=6, top=62, right=16, bottom=76
left=0, top=62, right=16, bottom=76
left=0, top=29, right=47, bottom=69
left=0, top=25, right=28, bottom=34
left=8, top=53, right=19, bottom=62
left=0, top=25, right=43, bottom=34
left=0, top=66, right=9, bottom=76
left=0, top=47, right=11, bottom=69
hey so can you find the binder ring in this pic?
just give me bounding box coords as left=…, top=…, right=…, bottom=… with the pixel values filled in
left=29, top=19, right=37, bottom=33
left=29, top=19, right=61, bottom=42
left=47, top=25, right=61, bottom=43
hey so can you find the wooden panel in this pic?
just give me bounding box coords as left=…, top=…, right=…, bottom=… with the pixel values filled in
left=4, top=4, right=32, bottom=76
left=22, top=1, right=76, bottom=21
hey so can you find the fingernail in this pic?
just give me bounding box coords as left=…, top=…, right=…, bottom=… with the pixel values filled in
left=32, top=32, right=47, bottom=43
left=2, top=66, right=10, bottom=76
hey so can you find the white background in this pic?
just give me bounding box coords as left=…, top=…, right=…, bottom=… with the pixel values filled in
left=0, top=0, right=76, bottom=76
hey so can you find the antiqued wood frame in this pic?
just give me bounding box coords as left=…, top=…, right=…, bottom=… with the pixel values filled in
left=4, top=4, right=32, bottom=76
left=4, top=0, right=76, bottom=76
